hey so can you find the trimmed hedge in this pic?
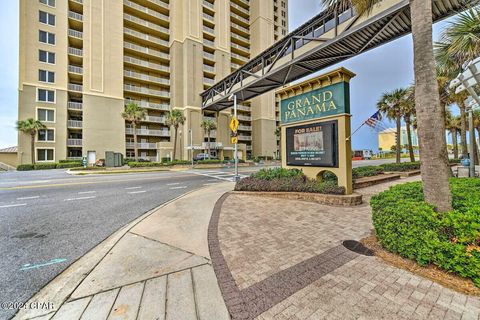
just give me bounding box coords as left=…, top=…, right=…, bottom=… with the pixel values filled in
left=371, top=179, right=480, bottom=286
left=17, top=164, right=35, bottom=171
left=380, top=161, right=421, bottom=172
left=128, top=162, right=165, bottom=168
left=59, top=159, right=81, bottom=164
left=235, top=168, right=345, bottom=195
left=352, top=166, right=384, bottom=180
left=56, top=162, right=82, bottom=169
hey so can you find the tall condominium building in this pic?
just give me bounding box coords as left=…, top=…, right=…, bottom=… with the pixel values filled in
left=18, top=0, right=289, bottom=164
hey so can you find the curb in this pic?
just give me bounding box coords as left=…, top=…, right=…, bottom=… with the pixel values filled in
left=13, top=187, right=206, bottom=320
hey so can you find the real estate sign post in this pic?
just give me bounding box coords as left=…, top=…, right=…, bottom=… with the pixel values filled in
left=278, top=68, right=355, bottom=194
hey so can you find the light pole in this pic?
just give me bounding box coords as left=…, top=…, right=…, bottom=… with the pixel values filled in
left=450, top=57, right=480, bottom=177
left=229, top=94, right=239, bottom=182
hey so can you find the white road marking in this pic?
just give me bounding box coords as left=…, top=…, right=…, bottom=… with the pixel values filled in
left=170, top=186, right=187, bottom=190
left=16, top=196, right=40, bottom=200
left=78, top=191, right=96, bottom=195
left=203, top=183, right=219, bottom=186
left=125, top=186, right=142, bottom=190
left=128, top=190, right=147, bottom=194
left=0, top=203, right=27, bottom=208
left=64, top=196, right=96, bottom=201
left=166, top=183, right=180, bottom=186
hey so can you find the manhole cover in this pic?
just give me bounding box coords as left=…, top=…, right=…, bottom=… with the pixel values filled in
left=11, top=232, right=47, bottom=239
left=342, top=240, right=374, bottom=256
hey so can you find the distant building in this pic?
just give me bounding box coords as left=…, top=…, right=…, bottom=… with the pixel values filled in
left=378, top=126, right=418, bottom=152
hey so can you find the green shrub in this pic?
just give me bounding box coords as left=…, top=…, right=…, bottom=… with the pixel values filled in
left=352, top=166, right=384, bottom=179
left=17, top=164, right=34, bottom=171
left=197, top=159, right=222, bottom=164
left=371, top=179, right=480, bottom=286
left=380, top=162, right=421, bottom=172
left=34, top=163, right=58, bottom=170
left=128, top=162, right=164, bottom=168
left=235, top=176, right=345, bottom=195
left=56, top=162, right=81, bottom=169
left=251, top=168, right=303, bottom=180
left=59, top=159, right=82, bottom=164
left=168, top=160, right=191, bottom=165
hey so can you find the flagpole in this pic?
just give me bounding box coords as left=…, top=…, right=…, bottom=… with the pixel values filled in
left=346, top=122, right=366, bottom=141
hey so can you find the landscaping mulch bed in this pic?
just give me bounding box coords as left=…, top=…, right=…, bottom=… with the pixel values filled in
left=361, top=234, right=480, bottom=296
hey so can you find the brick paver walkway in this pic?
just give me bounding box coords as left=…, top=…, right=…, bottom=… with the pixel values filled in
left=210, top=177, right=480, bottom=320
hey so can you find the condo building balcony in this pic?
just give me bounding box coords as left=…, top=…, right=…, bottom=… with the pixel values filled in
left=237, top=115, right=251, bottom=121
left=203, top=52, right=215, bottom=62
left=144, top=115, right=166, bottom=124
left=124, top=27, right=169, bottom=48
left=126, top=142, right=158, bottom=150
left=124, top=42, right=170, bottom=61
left=231, top=42, right=250, bottom=54
left=231, top=33, right=250, bottom=45
left=231, top=53, right=249, bottom=63
left=123, top=0, right=169, bottom=23
left=204, top=130, right=217, bottom=138
left=230, top=3, right=249, bottom=16
left=202, top=13, right=214, bottom=23
left=124, top=56, right=170, bottom=73
left=68, top=11, right=83, bottom=21
left=124, top=14, right=169, bottom=35
left=67, top=101, right=83, bottom=111
left=67, top=120, right=83, bottom=128
left=203, top=116, right=216, bottom=122
left=125, top=99, right=170, bottom=111
left=203, top=38, right=215, bottom=48
left=203, top=77, right=215, bottom=85
left=68, top=47, right=83, bottom=57
left=124, top=70, right=170, bottom=86
left=203, top=25, right=215, bottom=35
left=68, top=65, right=83, bottom=75
left=230, top=12, right=249, bottom=25
left=146, top=0, right=169, bottom=11
left=238, top=135, right=252, bottom=141
left=237, top=104, right=250, bottom=112
left=126, top=128, right=170, bottom=137
left=68, top=83, right=83, bottom=92
left=67, top=139, right=83, bottom=147
left=238, top=125, right=252, bottom=131
left=202, top=0, right=214, bottom=11
left=231, top=22, right=249, bottom=35
left=68, top=29, right=83, bottom=39
left=124, top=84, right=170, bottom=98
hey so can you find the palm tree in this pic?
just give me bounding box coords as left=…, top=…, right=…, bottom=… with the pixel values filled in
left=122, top=103, right=147, bottom=161
left=445, top=110, right=460, bottom=159
left=201, top=119, right=217, bottom=159
left=377, top=88, right=409, bottom=164
left=166, top=109, right=186, bottom=160
left=321, top=0, right=453, bottom=211
left=435, top=8, right=480, bottom=158
left=16, top=118, right=47, bottom=165
left=401, top=88, right=416, bottom=162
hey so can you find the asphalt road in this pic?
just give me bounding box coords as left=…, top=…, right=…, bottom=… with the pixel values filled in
left=0, top=158, right=404, bottom=319
left=0, top=167, right=261, bottom=320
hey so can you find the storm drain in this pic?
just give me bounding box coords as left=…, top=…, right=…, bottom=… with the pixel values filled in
left=342, top=240, right=374, bottom=256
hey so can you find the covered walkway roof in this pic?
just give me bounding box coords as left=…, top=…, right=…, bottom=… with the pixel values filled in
left=201, top=0, right=478, bottom=111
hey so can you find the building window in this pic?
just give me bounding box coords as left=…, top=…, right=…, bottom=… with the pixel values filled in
left=38, top=129, right=55, bottom=142
left=37, top=149, right=54, bottom=161
left=39, top=30, right=55, bottom=45
left=39, top=0, right=55, bottom=7
left=37, top=89, right=55, bottom=103
left=39, top=70, right=55, bottom=83
left=39, top=11, right=55, bottom=26
left=39, top=50, right=55, bottom=64
left=37, top=108, right=55, bottom=122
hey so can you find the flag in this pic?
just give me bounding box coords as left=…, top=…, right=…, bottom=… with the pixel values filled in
left=365, top=111, right=381, bottom=128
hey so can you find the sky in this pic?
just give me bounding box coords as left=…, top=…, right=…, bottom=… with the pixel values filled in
left=0, top=1, right=451, bottom=151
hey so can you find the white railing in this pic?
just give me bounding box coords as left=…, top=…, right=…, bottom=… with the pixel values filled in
left=204, top=130, right=217, bottom=138
left=204, top=77, right=215, bottom=85
left=67, top=139, right=83, bottom=146
left=231, top=63, right=242, bottom=70
left=231, top=12, right=249, bottom=24
left=68, top=65, right=83, bottom=74
left=231, top=3, right=249, bottom=15
left=144, top=115, right=166, bottom=123
left=67, top=120, right=83, bottom=128
left=203, top=65, right=215, bottom=73
left=125, top=99, right=170, bottom=111
left=202, top=142, right=223, bottom=149
left=124, top=27, right=169, bottom=46
left=231, top=22, right=249, bottom=34
left=126, top=142, right=158, bottom=149
left=203, top=116, right=216, bottom=122
left=203, top=13, right=214, bottom=22
left=68, top=11, right=83, bottom=21
left=203, top=39, right=215, bottom=47
left=124, top=84, right=170, bottom=98
left=238, top=125, right=252, bottom=131
left=231, top=53, right=249, bottom=62
left=203, top=26, right=215, bottom=35
left=124, top=14, right=169, bottom=34
left=71, top=0, right=83, bottom=4
left=68, top=83, right=83, bottom=92
left=68, top=29, right=83, bottom=39
left=246, top=145, right=252, bottom=151
left=124, top=42, right=169, bottom=60
left=68, top=47, right=83, bottom=57
left=237, top=115, right=251, bottom=121
left=231, top=42, right=249, bottom=53
left=203, top=52, right=215, bottom=61
left=203, top=0, right=214, bottom=10
left=68, top=102, right=83, bottom=110
left=237, top=104, right=250, bottom=111
left=124, top=56, right=170, bottom=72
left=231, top=33, right=249, bottom=43
left=124, top=70, right=170, bottom=85
left=123, top=0, right=169, bottom=21
left=147, top=0, right=169, bottom=10
left=238, top=135, right=252, bottom=141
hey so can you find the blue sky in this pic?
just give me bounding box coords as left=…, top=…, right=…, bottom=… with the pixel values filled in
left=0, top=1, right=450, bottom=150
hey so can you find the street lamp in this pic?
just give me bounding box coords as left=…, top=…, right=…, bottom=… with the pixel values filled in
left=229, top=94, right=240, bottom=182
left=449, top=57, right=480, bottom=177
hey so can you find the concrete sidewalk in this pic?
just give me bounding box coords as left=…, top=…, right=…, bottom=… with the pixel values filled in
left=15, top=182, right=233, bottom=320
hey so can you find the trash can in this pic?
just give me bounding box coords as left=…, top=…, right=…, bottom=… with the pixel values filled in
left=105, top=151, right=115, bottom=167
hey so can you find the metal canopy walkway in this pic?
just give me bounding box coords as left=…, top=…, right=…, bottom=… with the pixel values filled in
left=201, top=0, right=478, bottom=111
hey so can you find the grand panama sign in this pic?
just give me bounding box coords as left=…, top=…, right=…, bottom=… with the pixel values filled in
left=280, top=82, right=350, bottom=124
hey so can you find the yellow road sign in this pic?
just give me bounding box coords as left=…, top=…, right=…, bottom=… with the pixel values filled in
left=230, top=117, right=239, bottom=132
left=231, top=136, right=238, bottom=144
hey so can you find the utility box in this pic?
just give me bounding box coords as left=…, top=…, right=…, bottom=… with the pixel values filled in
left=105, top=151, right=115, bottom=168
left=114, top=153, right=123, bottom=167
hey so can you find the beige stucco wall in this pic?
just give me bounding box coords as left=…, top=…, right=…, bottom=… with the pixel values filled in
left=0, top=153, right=18, bottom=167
